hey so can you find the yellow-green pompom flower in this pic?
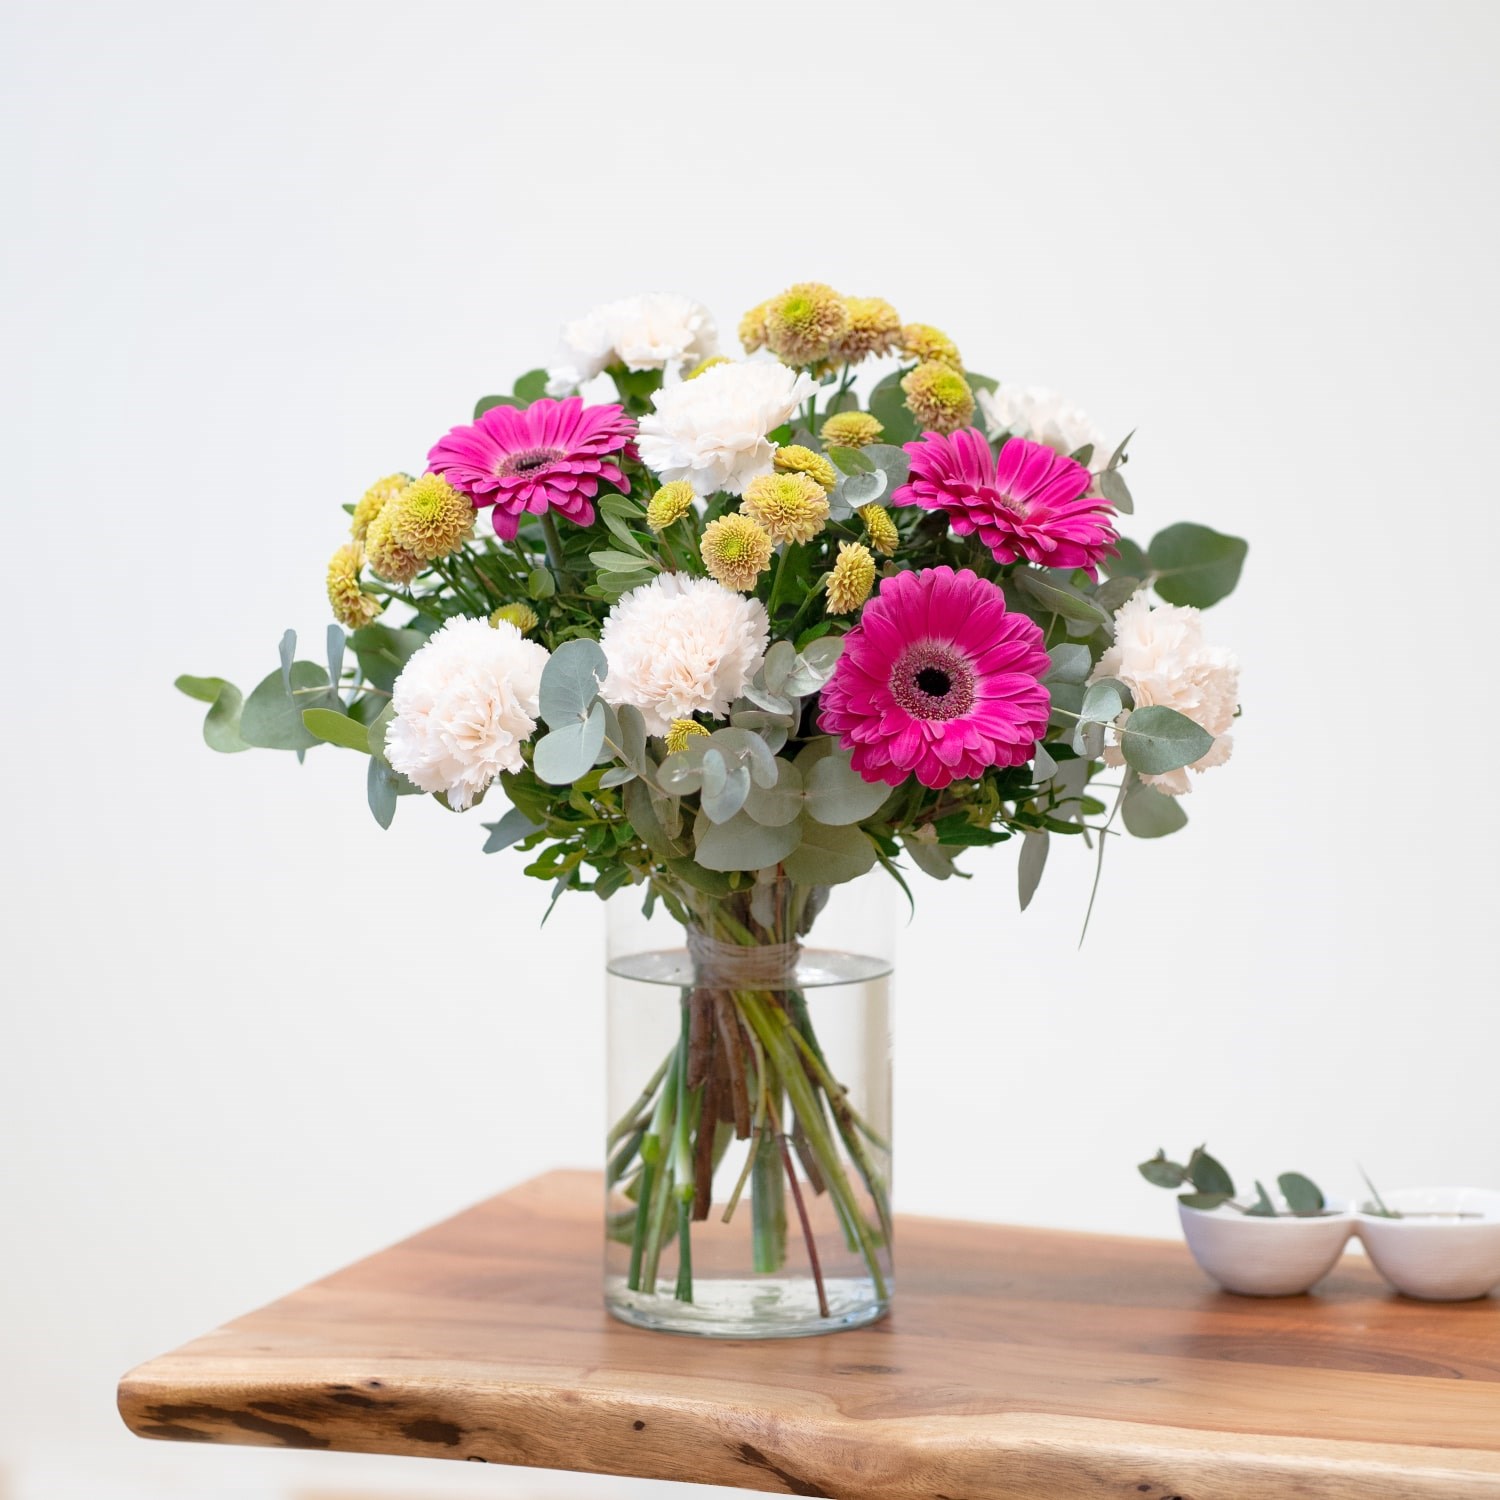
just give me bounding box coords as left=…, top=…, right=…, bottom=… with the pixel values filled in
left=765, top=282, right=849, bottom=366
left=364, top=505, right=423, bottom=586
left=739, top=302, right=771, bottom=354
left=386, top=473, right=476, bottom=561
left=833, top=297, right=901, bottom=364
left=489, top=602, right=539, bottom=634
left=351, top=473, right=410, bottom=541
left=741, top=471, right=830, bottom=545
left=859, top=503, right=900, bottom=557
left=899, top=322, right=963, bottom=370
left=326, top=543, right=384, bottom=630
left=820, top=411, right=884, bottom=449
left=826, top=541, right=877, bottom=615
left=685, top=355, right=731, bottom=380
left=646, top=480, right=695, bottom=532
left=902, top=361, right=974, bottom=434
left=700, top=512, right=773, bottom=591
left=664, top=718, right=711, bottom=754
left=773, top=444, right=838, bottom=493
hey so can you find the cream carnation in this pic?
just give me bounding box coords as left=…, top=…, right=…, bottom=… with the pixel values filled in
left=1091, top=592, right=1239, bottom=796
left=599, top=573, right=769, bottom=735
left=979, top=384, right=1107, bottom=462
left=546, top=293, right=718, bottom=394
left=635, top=360, right=818, bottom=497
left=386, top=616, right=550, bottom=811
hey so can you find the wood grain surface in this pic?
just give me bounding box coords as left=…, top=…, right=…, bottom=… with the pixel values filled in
left=118, top=1170, right=1500, bottom=1499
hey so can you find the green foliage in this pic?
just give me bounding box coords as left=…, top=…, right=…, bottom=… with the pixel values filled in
left=241, top=661, right=336, bottom=751
left=1117, top=705, right=1214, bottom=775
left=175, top=675, right=249, bottom=753
left=301, top=707, right=370, bottom=753
left=1139, top=1146, right=1327, bottom=1217
left=1147, top=522, right=1248, bottom=608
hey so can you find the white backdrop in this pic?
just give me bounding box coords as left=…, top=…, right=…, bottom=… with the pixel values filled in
left=4, top=2, right=1499, bottom=1496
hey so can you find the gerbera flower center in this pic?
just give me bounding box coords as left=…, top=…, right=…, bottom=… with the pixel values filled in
left=498, top=446, right=563, bottom=477
left=891, top=641, right=976, bottom=721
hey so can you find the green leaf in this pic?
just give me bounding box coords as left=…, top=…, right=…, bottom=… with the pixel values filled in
left=615, top=703, right=648, bottom=769
left=1121, top=777, right=1189, bottom=838
left=1118, top=705, right=1214, bottom=776
left=241, top=662, right=333, bottom=751
left=965, top=371, right=999, bottom=395
left=1178, top=1191, right=1233, bottom=1211
left=350, top=623, right=427, bottom=694
left=539, top=638, right=607, bottom=727
left=1079, top=677, right=1130, bottom=725
left=589, top=548, right=658, bottom=574
left=366, top=759, right=398, bottom=829
left=1097, top=467, right=1134, bottom=514
left=527, top=567, right=557, bottom=601
left=481, top=805, right=543, bottom=852
left=699, top=748, right=752, bottom=824
left=623, top=778, right=687, bottom=860
left=694, top=811, right=802, bottom=872
left=827, top=445, right=876, bottom=475
left=803, top=750, right=890, bottom=825
left=278, top=630, right=297, bottom=694
left=1044, top=644, right=1093, bottom=685
left=1138, top=1152, right=1187, bottom=1188
left=742, top=756, right=804, bottom=827
left=533, top=701, right=607, bottom=784
left=1104, top=537, right=1148, bottom=580
left=1032, top=743, right=1058, bottom=782
left=1106, top=428, right=1135, bottom=471
left=366, top=702, right=396, bottom=766
left=1245, top=1180, right=1278, bottom=1217
left=1094, top=575, right=1140, bottom=615
left=600, top=511, right=648, bottom=556
left=513, top=368, right=549, bottom=402
left=1017, top=829, right=1049, bottom=911
left=1186, top=1146, right=1235, bottom=1198
left=175, top=674, right=249, bottom=753
left=838, top=471, right=887, bottom=508
left=862, top=443, right=911, bottom=490
left=326, top=624, right=346, bottom=690
left=301, top=707, right=370, bottom=753
left=1014, top=568, right=1111, bottom=626
left=475, top=394, right=525, bottom=418
left=710, top=726, right=779, bottom=789
left=598, top=766, right=636, bottom=788
left=1148, top=522, right=1248, bottom=608
left=867, top=369, right=917, bottom=445
left=781, top=817, right=877, bottom=885
left=1278, top=1172, right=1326, bottom=1217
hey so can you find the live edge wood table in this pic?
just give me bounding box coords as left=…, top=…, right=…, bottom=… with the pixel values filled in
left=119, top=1171, right=1500, bottom=1499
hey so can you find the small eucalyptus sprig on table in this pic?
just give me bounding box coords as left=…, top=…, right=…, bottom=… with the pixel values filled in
left=1139, top=1146, right=1328, bottom=1217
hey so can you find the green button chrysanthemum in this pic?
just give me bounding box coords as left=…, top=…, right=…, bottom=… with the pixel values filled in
left=820, top=411, right=885, bottom=450
left=772, top=444, right=838, bottom=494
left=902, top=361, right=975, bottom=434
left=700, top=512, right=774, bottom=591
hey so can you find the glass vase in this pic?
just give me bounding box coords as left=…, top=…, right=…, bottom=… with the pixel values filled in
left=604, top=875, right=894, bottom=1338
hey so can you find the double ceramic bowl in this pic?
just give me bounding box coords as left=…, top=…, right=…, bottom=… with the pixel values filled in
left=1178, top=1187, right=1500, bottom=1300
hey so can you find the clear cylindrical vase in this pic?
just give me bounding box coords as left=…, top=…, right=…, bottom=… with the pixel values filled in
left=605, top=876, right=894, bottom=1338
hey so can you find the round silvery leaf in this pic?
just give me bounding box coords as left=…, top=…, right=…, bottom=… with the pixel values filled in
left=838, top=470, right=887, bottom=508
left=711, top=727, right=779, bottom=788
left=1117, top=705, right=1213, bottom=776
left=742, top=756, right=804, bottom=827
left=781, top=818, right=877, bottom=885
left=862, top=443, right=910, bottom=490
left=533, top=701, right=607, bottom=785
left=694, top=811, right=803, bottom=873
left=761, top=640, right=796, bottom=694
left=1121, top=777, right=1189, bottom=838
left=538, top=638, right=607, bottom=728
left=658, top=740, right=709, bottom=794
left=803, top=750, right=891, bottom=826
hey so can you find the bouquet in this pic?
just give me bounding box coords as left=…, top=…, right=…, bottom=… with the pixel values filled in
left=179, top=283, right=1246, bottom=1332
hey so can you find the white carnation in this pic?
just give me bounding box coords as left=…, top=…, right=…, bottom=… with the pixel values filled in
left=599, top=573, right=769, bottom=735
left=979, top=383, right=1107, bottom=462
left=635, top=360, right=818, bottom=496
left=546, top=293, right=718, bottom=395
left=386, top=617, right=550, bottom=811
left=1091, top=592, right=1239, bottom=796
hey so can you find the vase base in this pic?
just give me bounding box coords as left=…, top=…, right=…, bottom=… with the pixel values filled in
left=604, top=1274, right=890, bottom=1339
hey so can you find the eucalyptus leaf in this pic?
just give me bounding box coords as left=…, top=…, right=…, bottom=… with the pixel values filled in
left=782, top=818, right=878, bottom=885
left=481, top=805, right=543, bottom=852
left=475, top=394, right=525, bottom=417
left=326, top=624, right=346, bottom=692
left=1018, top=829, right=1049, bottom=911
left=693, top=811, right=802, bottom=873
left=1138, top=1153, right=1187, bottom=1189
left=1098, top=467, right=1134, bottom=514
left=904, top=835, right=962, bottom=880
left=1245, top=1181, right=1278, bottom=1217
left=803, top=750, right=890, bottom=826
left=711, top=727, right=778, bottom=788
left=1032, top=743, right=1058, bottom=782
left=800, top=636, right=845, bottom=674
left=700, top=759, right=752, bottom=825
left=366, top=702, right=396, bottom=766
left=616, top=703, right=647, bottom=769
left=1094, top=575, right=1141, bottom=615
left=598, top=766, right=637, bottom=788
left=278, top=629, right=297, bottom=695
left=350, top=623, right=427, bottom=694
left=838, top=470, right=887, bottom=508
left=1104, top=537, right=1148, bottom=580
left=742, top=756, right=804, bottom=827
left=862, top=444, right=910, bottom=490
left=513, top=368, right=549, bottom=402
left=1071, top=719, right=1106, bottom=759
left=366, top=759, right=398, bottom=830
left=1148, top=523, right=1248, bottom=609
left=659, top=741, right=709, bottom=795
left=533, top=702, right=607, bottom=784
left=241, top=662, right=334, bottom=751
left=175, top=675, right=249, bottom=753
left=301, top=707, right=370, bottom=753
left=761, top=640, right=796, bottom=693
left=1278, top=1172, right=1326, bottom=1217
left=827, top=445, right=876, bottom=475
left=538, top=638, right=607, bottom=727
left=1186, top=1147, right=1235, bottom=1198
left=1107, top=428, right=1135, bottom=470
left=1121, top=777, right=1189, bottom=838
left=1178, top=1191, right=1233, bottom=1211
left=1118, top=705, right=1214, bottom=776
left=623, top=778, right=686, bottom=859
left=867, top=369, right=917, bottom=445
left=1015, top=569, right=1111, bottom=626
left=1044, top=644, right=1093, bottom=686
left=1079, top=678, right=1129, bottom=725
left=742, top=682, right=794, bottom=716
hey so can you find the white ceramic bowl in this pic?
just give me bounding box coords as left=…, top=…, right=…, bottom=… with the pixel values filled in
left=1177, top=1197, right=1354, bottom=1296
left=1356, top=1187, right=1500, bottom=1301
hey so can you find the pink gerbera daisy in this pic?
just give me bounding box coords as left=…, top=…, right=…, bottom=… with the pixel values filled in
left=426, top=397, right=635, bottom=540
left=819, top=566, right=1051, bottom=790
left=892, top=429, right=1117, bottom=573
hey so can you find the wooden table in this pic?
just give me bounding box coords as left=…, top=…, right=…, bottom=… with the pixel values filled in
left=118, top=1170, right=1500, bottom=1499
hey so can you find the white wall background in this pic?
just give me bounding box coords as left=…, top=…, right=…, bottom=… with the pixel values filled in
left=4, top=2, right=1498, bottom=1495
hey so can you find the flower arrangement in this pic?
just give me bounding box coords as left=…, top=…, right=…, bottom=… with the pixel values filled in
left=178, top=283, right=1247, bottom=1331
